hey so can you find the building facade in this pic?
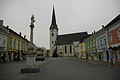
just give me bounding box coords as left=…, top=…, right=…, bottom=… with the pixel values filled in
left=55, top=32, right=88, bottom=57
left=106, top=14, right=120, bottom=64
left=85, top=33, right=97, bottom=60
left=96, top=26, right=110, bottom=62
left=7, top=26, right=31, bottom=61
left=79, top=41, right=86, bottom=59
left=0, top=20, right=9, bottom=61
left=49, top=7, right=58, bottom=57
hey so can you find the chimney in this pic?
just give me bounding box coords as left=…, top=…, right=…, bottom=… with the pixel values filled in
left=7, top=25, right=9, bottom=29
left=19, top=32, right=21, bottom=36
left=102, top=25, right=104, bottom=28
left=24, top=35, right=26, bottom=39
left=0, top=20, right=3, bottom=26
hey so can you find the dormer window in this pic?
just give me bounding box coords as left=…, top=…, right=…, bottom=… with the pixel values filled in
left=117, top=28, right=120, bottom=39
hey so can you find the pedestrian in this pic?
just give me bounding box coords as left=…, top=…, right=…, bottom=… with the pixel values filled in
left=86, top=54, right=88, bottom=62
left=0, top=55, right=1, bottom=63
left=1, top=55, right=4, bottom=63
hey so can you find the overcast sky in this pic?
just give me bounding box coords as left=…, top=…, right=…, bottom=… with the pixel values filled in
left=0, top=0, right=120, bottom=49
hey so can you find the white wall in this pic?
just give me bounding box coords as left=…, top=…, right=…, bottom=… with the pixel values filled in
left=50, top=29, right=58, bottom=56
left=56, top=44, right=74, bottom=57
left=73, top=41, right=80, bottom=58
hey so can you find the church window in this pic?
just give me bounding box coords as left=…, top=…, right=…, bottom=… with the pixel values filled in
left=70, top=45, right=72, bottom=53
left=52, top=41, right=54, bottom=44
left=52, top=33, right=54, bottom=37
left=65, top=45, right=67, bottom=53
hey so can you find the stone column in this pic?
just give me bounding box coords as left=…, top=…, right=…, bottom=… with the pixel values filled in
left=30, top=14, right=35, bottom=44
left=30, top=26, right=34, bottom=43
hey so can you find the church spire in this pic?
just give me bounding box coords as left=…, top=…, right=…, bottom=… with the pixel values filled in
left=50, top=6, right=58, bottom=30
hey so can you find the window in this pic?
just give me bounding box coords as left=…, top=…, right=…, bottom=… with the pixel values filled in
left=18, top=40, right=20, bottom=49
left=70, top=45, right=72, bottom=53
left=3, top=39, right=6, bottom=46
left=87, top=42, right=89, bottom=49
left=91, top=41, right=93, bottom=47
left=0, top=38, right=1, bottom=46
left=93, top=40, right=96, bottom=47
left=65, top=45, right=67, bottom=53
left=81, top=46, right=82, bottom=50
left=117, top=28, right=120, bottom=39
left=100, top=40, right=102, bottom=46
left=52, top=33, right=54, bottom=37
left=22, top=42, right=24, bottom=50
left=52, top=41, right=54, bottom=44
left=104, top=38, right=106, bottom=44
left=108, top=34, right=112, bottom=43
left=117, top=51, right=120, bottom=58
left=14, top=39, right=16, bottom=49
left=9, top=40, right=12, bottom=48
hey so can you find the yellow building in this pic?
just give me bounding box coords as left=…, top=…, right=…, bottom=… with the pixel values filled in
left=79, top=42, right=86, bottom=59
left=6, top=26, right=31, bottom=61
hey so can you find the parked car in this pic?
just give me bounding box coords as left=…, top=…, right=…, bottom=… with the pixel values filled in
left=36, top=56, right=45, bottom=61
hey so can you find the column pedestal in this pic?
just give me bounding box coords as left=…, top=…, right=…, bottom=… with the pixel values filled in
left=21, top=47, right=40, bottom=73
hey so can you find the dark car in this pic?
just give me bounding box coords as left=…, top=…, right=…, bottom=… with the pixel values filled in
left=36, top=56, right=45, bottom=61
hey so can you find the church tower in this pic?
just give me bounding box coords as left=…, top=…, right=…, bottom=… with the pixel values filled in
left=49, top=6, right=58, bottom=56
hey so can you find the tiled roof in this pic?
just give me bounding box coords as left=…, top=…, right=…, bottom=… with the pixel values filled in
left=55, top=32, right=88, bottom=45
left=4, top=26, right=30, bottom=43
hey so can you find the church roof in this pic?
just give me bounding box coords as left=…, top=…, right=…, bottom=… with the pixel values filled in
left=55, top=32, right=88, bottom=45
left=49, top=6, right=58, bottom=30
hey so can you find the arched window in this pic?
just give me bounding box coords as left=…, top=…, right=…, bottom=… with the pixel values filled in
left=70, top=45, right=72, bottom=53
left=52, top=41, right=54, bottom=44
left=65, top=45, right=67, bottom=53
left=52, top=33, right=54, bottom=37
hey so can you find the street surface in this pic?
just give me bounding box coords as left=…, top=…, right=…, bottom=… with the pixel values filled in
left=0, top=57, right=120, bottom=80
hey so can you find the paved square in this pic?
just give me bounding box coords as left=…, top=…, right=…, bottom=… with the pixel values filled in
left=0, top=57, right=120, bottom=80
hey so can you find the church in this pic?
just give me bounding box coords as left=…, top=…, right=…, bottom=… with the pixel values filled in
left=49, top=7, right=88, bottom=57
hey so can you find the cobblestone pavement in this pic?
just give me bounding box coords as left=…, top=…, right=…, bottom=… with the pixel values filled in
left=0, top=57, right=120, bottom=80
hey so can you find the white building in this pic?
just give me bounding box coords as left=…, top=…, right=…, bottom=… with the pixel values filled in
left=55, top=32, right=88, bottom=57
left=49, top=7, right=58, bottom=56
left=49, top=7, right=88, bottom=57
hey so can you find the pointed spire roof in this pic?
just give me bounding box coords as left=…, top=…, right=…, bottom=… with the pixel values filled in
left=49, top=6, right=58, bottom=30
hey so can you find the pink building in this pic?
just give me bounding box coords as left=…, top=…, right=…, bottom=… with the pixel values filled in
left=107, top=14, right=120, bottom=64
